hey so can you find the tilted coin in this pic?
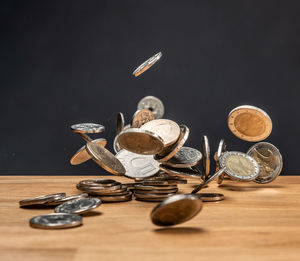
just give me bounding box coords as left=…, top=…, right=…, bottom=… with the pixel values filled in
left=132, top=52, right=162, bottom=77
left=228, top=105, right=272, bottom=142
left=198, top=193, right=225, bottom=202
left=159, top=165, right=202, bottom=179
left=71, top=123, right=105, bottom=134
left=29, top=213, right=82, bottom=229
left=214, top=139, right=227, bottom=184
left=116, top=112, right=125, bottom=135
left=117, top=128, right=164, bottom=155
left=78, top=179, right=118, bottom=187
left=77, top=183, right=123, bottom=193
left=55, top=197, right=102, bottom=214
left=47, top=193, right=89, bottom=206
left=162, top=147, right=202, bottom=168
left=202, top=135, right=210, bottom=179
left=70, top=138, right=107, bottom=165
left=247, top=142, right=283, bottom=184
left=137, top=96, right=165, bottom=119
left=116, top=149, right=159, bottom=179
left=86, top=142, right=126, bottom=175
left=131, top=109, right=155, bottom=128
left=141, top=119, right=180, bottom=147
left=150, top=194, right=203, bottom=226
left=19, top=193, right=66, bottom=207
left=219, top=151, right=260, bottom=181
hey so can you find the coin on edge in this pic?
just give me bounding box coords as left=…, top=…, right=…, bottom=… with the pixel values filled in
left=55, top=197, right=102, bottom=214
left=132, top=52, right=162, bottom=77
left=198, top=193, right=225, bottom=202
left=202, top=135, right=210, bottom=179
left=71, top=123, right=105, bottom=134
left=214, top=139, right=227, bottom=184
left=137, top=95, right=165, bottom=119
left=116, top=112, right=125, bottom=135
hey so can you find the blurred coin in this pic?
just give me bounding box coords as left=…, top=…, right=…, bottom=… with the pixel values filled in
left=19, top=193, right=66, bottom=207
left=159, top=165, right=202, bottom=179
left=71, top=123, right=105, bottom=134
left=131, top=109, right=155, bottom=128
left=151, top=194, right=203, bottom=226
left=134, top=192, right=176, bottom=199
left=113, top=135, right=122, bottom=154
left=29, top=213, right=82, bottom=229
left=132, top=52, right=162, bottom=77
left=134, top=184, right=177, bottom=191
left=78, top=179, right=118, bottom=187
left=122, top=182, right=142, bottom=189
left=86, top=142, right=126, bottom=175
left=228, top=105, right=272, bottom=142
left=198, top=193, right=224, bottom=202
left=137, top=96, right=165, bottom=119
left=142, top=179, right=187, bottom=185
left=214, top=139, right=227, bottom=184
left=47, top=193, right=89, bottom=206
left=247, top=142, right=283, bottom=184
left=116, top=112, right=125, bottom=135
left=136, top=197, right=167, bottom=202
left=202, top=135, right=210, bottom=179
left=97, top=192, right=132, bottom=202
left=77, top=183, right=122, bottom=192
left=134, top=188, right=178, bottom=194
left=55, top=197, right=102, bottom=214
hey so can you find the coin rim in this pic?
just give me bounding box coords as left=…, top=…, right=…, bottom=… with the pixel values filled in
left=71, top=123, right=105, bottom=134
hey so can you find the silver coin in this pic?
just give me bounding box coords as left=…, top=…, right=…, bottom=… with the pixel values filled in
left=113, top=135, right=122, bottom=154
left=202, top=135, right=210, bottom=179
left=71, top=123, right=105, bottom=134
left=137, top=96, right=165, bottom=119
left=247, top=142, right=283, bottom=184
left=116, top=149, right=159, bottom=179
left=116, top=112, right=125, bottom=135
left=132, top=52, right=162, bottom=77
left=19, top=193, right=66, bottom=207
left=151, top=194, right=203, bottom=226
left=198, top=193, right=225, bottom=202
left=214, top=139, right=227, bottom=184
left=29, top=213, right=82, bottom=229
left=159, top=165, right=202, bottom=179
left=55, top=197, right=102, bottom=214
left=47, top=193, right=89, bottom=206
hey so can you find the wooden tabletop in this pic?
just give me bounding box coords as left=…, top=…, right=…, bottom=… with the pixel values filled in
left=1, top=176, right=300, bottom=261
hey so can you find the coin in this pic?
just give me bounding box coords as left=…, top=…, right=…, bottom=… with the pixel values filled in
left=214, top=139, right=227, bottom=184
left=116, top=149, right=159, bottom=179
left=134, top=184, right=178, bottom=191
left=29, top=213, right=82, bottom=229
left=137, top=96, right=165, bottom=119
left=228, top=105, right=272, bottom=142
left=151, top=194, right=203, bottom=226
left=132, top=52, right=162, bottom=77
left=134, top=192, right=176, bottom=199
left=202, top=135, right=210, bottom=179
left=159, top=165, right=202, bottom=179
left=131, top=109, right=155, bottom=128
left=117, top=128, right=164, bottom=155
left=19, top=193, right=66, bottom=207
left=70, top=138, right=107, bottom=165
left=77, top=183, right=123, bottom=193
left=78, top=179, right=118, bottom=187
left=198, top=193, right=225, bottom=202
left=86, top=142, right=126, bottom=175
left=134, top=188, right=178, bottom=194
left=71, top=123, right=105, bottom=134
left=55, top=197, right=102, bottom=214
left=116, top=112, right=125, bottom=135
left=96, top=192, right=132, bottom=203
left=247, top=142, right=283, bottom=184
left=47, top=193, right=89, bottom=206
left=219, top=151, right=260, bottom=181
left=141, top=119, right=180, bottom=146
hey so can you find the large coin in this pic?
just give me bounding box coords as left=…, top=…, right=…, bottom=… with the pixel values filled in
left=55, top=197, right=102, bottom=214
left=228, top=105, right=272, bottom=142
left=137, top=96, right=165, bottom=119
left=117, top=128, right=164, bottom=155
left=29, top=213, right=82, bottom=229
left=86, top=142, right=126, bottom=175
left=159, top=165, right=203, bottom=179
left=151, top=194, right=203, bottom=226
left=71, top=123, right=105, bottom=134
left=116, top=149, right=159, bottom=179
left=116, top=112, right=125, bottom=135
left=70, top=138, right=107, bottom=165
left=19, top=193, right=66, bottom=207
left=247, top=142, right=283, bottom=184
left=202, top=135, right=210, bottom=179
left=132, top=52, right=162, bottom=77
left=141, top=119, right=180, bottom=147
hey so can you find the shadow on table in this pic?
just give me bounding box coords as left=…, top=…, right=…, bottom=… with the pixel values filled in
left=82, top=211, right=102, bottom=217
left=153, top=227, right=207, bottom=235
left=218, top=184, right=284, bottom=192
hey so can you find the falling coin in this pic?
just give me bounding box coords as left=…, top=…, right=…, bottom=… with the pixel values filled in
left=202, top=135, right=210, bottom=180
left=137, top=96, right=165, bottom=119
left=132, top=52, right=162, bottom=77
left=214, top=139, right=227, bottom=184
left=131, top=109, right=155, bottom=128
left=71, top=123, right=105, bottom=134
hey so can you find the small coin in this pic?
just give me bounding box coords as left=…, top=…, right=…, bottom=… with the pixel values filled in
left=202, top=135, right=210, bottom=179
left=70, top=138, right=107, bottom=165
left=198, top=193, right=225, bottom=202
left=55, top=197, right=102, bottom=214
left=116, top=149, right=159, bottom=179
left=134, top=192, right=176, bottom=199
left=132, top=52, right=162, bottom=77
left=228, top=105, right=272, bottom=142
left=117, top=128, right=164, bottom=155
left=141, top=119, right=180, bottom=147
left=131, top=109, right=155, bottom=128
left=77, top=183, right=123, bottom=193
left=29, top=213, right=82, bottom=229
left=134, top=188, right=178, bottom=194
left=137, top=96, right=165, bottom=119
left=247, top=142, right=283, bottom=184
left=71, top=123, right=105, bottom=134
left=78, top=179, right=118, bottom=188
left=86, top=142, right=126, bottom=175
left=19, top=193, right=66, bottom=207
left=47, top=193, right=89, bottom=206
left=116, top=112, right=125, bottom=135
left=214, top=139, right=227, bottom=184
left=96, top=192, right=132, bottom=203
left=134, top=184, right=178, bottom=191
left=151, top=194, right=203, bottom=226
left=159, top=165, right=202, bottom=179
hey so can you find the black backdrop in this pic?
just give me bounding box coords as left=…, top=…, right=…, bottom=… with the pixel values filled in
left=1, top=1, right=299, bottom=175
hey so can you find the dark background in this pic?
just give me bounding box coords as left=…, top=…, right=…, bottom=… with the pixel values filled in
left=1, top=1, right=299, bottom=175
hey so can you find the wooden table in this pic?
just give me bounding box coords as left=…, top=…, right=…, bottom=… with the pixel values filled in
left=1, top=176, right=300, bottom=261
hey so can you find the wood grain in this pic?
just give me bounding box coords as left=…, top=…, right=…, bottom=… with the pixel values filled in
left=0, top=176, right=300, bottom=261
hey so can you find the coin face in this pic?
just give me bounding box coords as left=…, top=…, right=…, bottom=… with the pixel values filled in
left=86, top=142, right=126, bottom=175
left=137, top=96, right=165, bottom=119
left=132, top=52, right=162, bottom=77
left=219, top=151, right=260, bottom=181
left=70, top=138, right=107, bottom=165
left=228, top=105, right=272, bottom=142
left=30, top=213, right=82, bottom=229
left=202, top=136, right=210, bottom=179
left=19, top=193, right=66, bottom=207
left=55, top=197, right=102, bottom=214
left=131, top=109, right=155, bottom=128
left=116, top=149, right=159, bottom=179
left=117, top=128, right=164, bottom=155
left=159, top=165, right=202, bottom=179
left=141, top=119, right=180, bottom=147
left=71, top=123, right=105, bottom=134
left=247, top=142, right=283, bottom=184
left=151, top=194, right=203, bottom=226
left=116, top=112, right=125, bottom=135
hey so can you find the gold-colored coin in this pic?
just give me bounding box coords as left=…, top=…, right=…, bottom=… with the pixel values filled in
left=228, top=105, right=272, bottom=142
left=225, top=155, right=255, bottom=176
left=131, top=109, right=155, bottom=128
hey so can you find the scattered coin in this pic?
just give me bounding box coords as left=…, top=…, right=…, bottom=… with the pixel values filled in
left=96, top=191, right=132, bottom=203
left=159, top=165, right=202, bottom=179
left=135, top=192, right=176, bottom=199
left=202, top=135, right=210, bottom=180
left=47, top=193, right=89, bottom=206
left=131, top=109, right=155, bottom=128
left=198, top=193, right=225, bottom=202
left=134, top=184, right=178, bottom=191
left=132, top=52, right=162, bottom=77
left=19, top=193, right=66, bottom=207
left=137, top=96, right=165, bottom=119
left=78, top=179, right=119, bottom=187
left=55, top=197, right=102, bottom=214
left=116, top=112, right=125, bottom=135
left=214, top=139, right=227, bottom=184
left=71, top=123, right=105, bottom=134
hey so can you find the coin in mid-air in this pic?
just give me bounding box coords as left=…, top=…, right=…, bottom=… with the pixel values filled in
left=71, top=123, right=105, bottom=134
left=202, top=135, right=210, bottom=179
left=131, top=109, right=155, bottom=128
left=247, top=142, right=283, bottom=184
left=132, top=52, right=162, bottom=77
left=55, top=197, right=102, bottom=214
left=29, top=213, right=82, bottom=229
left=151, top=194, right=203, bottom=226
left=116, top=149, right=159, bottom=179
left=86, top=142, right=126, bottom=175
left=214, top=139, right=227, bottom=184
left=116, top=112, right=125, bottom=135
left=228, top=105, right=272, bottom=142
left=137, top=96, right=165, bottom=119
left=19, top=193, right=66, bottom=207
